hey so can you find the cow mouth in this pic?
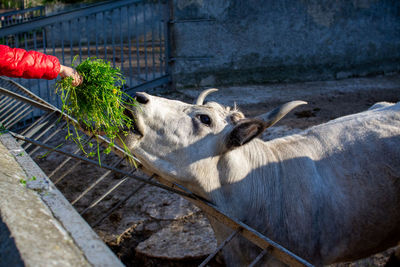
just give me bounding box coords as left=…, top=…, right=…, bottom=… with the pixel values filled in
left=131, top=118, right=143, bottom=137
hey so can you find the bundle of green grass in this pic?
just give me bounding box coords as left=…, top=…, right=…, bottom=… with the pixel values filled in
left=55, top=57, right=136, bottom=163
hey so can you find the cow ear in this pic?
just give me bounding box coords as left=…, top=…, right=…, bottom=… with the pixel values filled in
left=225, top=119, right=267, bottom=149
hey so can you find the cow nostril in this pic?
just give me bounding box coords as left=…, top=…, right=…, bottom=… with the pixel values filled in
left=134, top=93, right=149, bottom=104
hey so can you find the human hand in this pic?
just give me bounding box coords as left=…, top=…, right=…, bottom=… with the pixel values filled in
left=59, top=65, right=83, bottom=86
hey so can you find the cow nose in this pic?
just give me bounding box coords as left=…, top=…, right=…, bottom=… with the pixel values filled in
left=134, top=93, right=149, bottom=104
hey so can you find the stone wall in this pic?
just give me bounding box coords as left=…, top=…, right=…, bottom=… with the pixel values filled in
left=170, top=0, right=400, bottom=88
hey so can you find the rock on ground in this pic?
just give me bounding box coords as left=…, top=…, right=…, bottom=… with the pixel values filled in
left=136, top=213, right=217, bottom=260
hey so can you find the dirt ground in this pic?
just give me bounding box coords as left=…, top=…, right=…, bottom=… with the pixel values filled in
left=31, top=74, right=400, bottom=266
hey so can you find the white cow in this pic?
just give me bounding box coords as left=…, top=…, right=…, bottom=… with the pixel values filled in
left=122, top=89, right=400, bottom=266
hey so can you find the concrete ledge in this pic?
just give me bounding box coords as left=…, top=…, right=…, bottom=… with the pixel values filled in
left=0, top=133, right=123, bottom=267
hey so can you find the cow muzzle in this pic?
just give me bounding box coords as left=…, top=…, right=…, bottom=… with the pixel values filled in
left=122, top=107, right=143, bottom=137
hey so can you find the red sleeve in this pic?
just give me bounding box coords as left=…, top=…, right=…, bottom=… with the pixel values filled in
left=0, top=45, right=61, bottom=80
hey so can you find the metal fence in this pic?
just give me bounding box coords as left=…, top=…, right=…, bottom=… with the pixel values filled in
left=0, top=1, right=315, bottom=266
left=0, top=6, right=45, bottom=28
left=0, top=0, right=170, bottom=109
left=0, top=77, right=314, bottom=267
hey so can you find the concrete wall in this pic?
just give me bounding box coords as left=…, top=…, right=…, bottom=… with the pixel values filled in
left=170, top=0, right=400, bottom=88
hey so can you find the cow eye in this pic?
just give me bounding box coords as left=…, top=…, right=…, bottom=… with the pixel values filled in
left=198, top=114, right=212, bottom=125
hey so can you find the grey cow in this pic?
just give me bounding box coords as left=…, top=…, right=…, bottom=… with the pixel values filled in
left=122, top=89, right=400, bottom=266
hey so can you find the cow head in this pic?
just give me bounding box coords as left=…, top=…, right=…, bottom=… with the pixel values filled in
left=122, top=89, right=306, bottom=197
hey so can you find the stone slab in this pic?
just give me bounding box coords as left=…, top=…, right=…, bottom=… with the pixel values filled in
left=0, top=133, right=124, bottom=267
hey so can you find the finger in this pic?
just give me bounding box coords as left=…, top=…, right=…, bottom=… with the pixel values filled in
left=73, top=75, right=83, bottom=86
left=78, top=75, right=83, bottom=86
left=72, top=77, right=79, bottom=86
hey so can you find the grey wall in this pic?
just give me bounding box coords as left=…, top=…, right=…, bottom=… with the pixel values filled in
left=170, top=0, right=400, bottom=88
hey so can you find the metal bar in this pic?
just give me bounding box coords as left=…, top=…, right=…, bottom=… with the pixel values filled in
left=20, top=111, right=56, bottom=136
left=1, top=103, right=28, bottom=124
left=28, top=121, right=66, bottom=156
left=61, top=21, right=65, bottom=64
left=59, top=21, right=64, bottom=109
left=80, top=177, right=129, bottom=215
left=111, top=9, right=116, bottom=68
left=23, top=115, right=59, bottom=150
left=78, top=18, right=82, bottom=62
left=169, top=56, right=213, bottom=61
left=5, top=109, right=34, bottom=129
left=51, top=24, right=56, bottom=106
left=87, top=16, right=90, bottom=58
left=0, top=6, right=44, bottom=17
left=42, top=27, right=50, bottom=98
left=54, top=159, right=82, bottom=184
left=127, top=5, right=133, bottom=86
left=169, top=188, right=314, bottom=267
left=0, top=98, right=8, bottom=108
left=51, top=24, right=56, bottom=56
left=0, top=101, right=21, bottom=121
left=48, top=136, right=94, bottom=179
left=10, top=132, right=195, bottom=199
left=69, top=20, right=73, bottom=64
left=24, top=117, right=59, bottom=152
left=126, top=75, right=170, bottom=95
left=169, top=18, right=216, bottom=24
left=0, top=0, right=143, bottom=37
left=119, top=7, right=124, bottom=73
left=0, top=96, right=10, bottom=106
left=0, top=96, right=15, bottom=109
left=4, top=78, right=56, bottom=109
left=0, top=86, right=54, bottom=113
left=103, top=11, right=107, bottom=61
left=164, top=0, right=170, bottom=75
left=151, top=3, right=156, bottom=79
left=248, top=249, right=268, bottom=267
left=71, top=157, right=125, bottom=205
left=0, top=99, right=17, bottom=114
left=91, top=175, right=152, bottom=227
left=199, top=229, right=241, bottom=267
left=4, top=106, right=31, bottom=128
left=0, top=103, right=19, bottom=122
left=143, top=4, right=148, bottom=81
left=135, top=3, right=140, bottom=85
left=23, top=35, right=29, bottom=89
left=15, top=33, right=19, bottom=48
left=158, top=0, right=163, bottom=75
left=95, top=13, right=99, bottom=58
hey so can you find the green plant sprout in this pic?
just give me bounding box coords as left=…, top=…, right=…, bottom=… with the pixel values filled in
left=19, top=176, right=37, bottom=187
left=55, top=57, right=137, bottom=166
left=0, top=123, right=7, bottom=135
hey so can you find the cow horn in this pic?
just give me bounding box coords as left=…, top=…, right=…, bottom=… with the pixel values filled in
left=258, top=100, right=307, bottom=128
left=195, top=88, right=219, bottom=105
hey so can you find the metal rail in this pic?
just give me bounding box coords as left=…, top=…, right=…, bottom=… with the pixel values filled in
left=199, top=229, right=241, bottom=267
left=0, top=77, right=314, bottom=267
left=0, top=0, right=170, bottom=109
left=0, top=6, right=45, bottom=28
left=10, top=132, right=195, bottom=199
